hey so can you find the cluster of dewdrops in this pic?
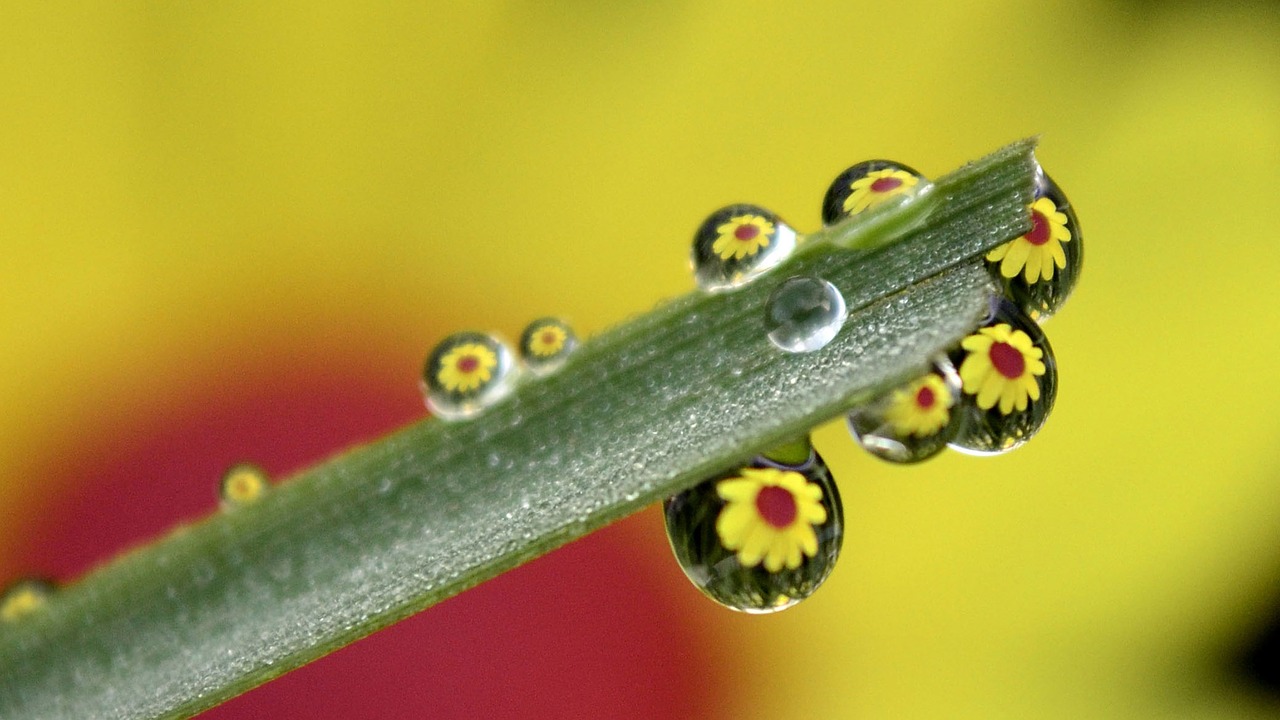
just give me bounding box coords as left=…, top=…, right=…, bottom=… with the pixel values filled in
left=0, top=157, right=1081, bottom=623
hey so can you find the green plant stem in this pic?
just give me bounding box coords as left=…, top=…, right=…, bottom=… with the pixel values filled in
left=0, top=139, right=1038, bottom=720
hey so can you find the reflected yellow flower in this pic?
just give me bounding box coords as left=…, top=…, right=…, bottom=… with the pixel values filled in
left=842, top=168, right=919, bottom=215
left=885, top=373, right=953, bottom=437
left=436, top=343, right=497, bottom=393
left=712, top=215, right=774, bottom=261
left=715, top=467, right=827, bottom=572
left=986, top=196, right=1072, bottom=283
left=527, top=325, right=567, bottom=357
left=958, top=324, right=1045, bottom=414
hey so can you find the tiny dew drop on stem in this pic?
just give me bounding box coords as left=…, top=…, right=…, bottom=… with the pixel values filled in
left=764, top=276, right=848, bottom=353
left=821, top=159, right=933, bottom=225
left=690, top=204, right=799, bottom=292
left=0, top=577, right=56, bottom=623
left=219, top=463, right=270, bottom=509
left=422, top=331, right=518, bottom=421
left=847, top=356, right=965, bottom=464
left=518, top=317, right=578, bottom=376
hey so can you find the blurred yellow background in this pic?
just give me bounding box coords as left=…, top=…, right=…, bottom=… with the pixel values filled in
left=3, top=1, right=1280, bottom=718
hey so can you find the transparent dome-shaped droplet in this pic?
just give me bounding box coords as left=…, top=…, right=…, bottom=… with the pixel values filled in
left=220, top=463, right=269, bottom=509
left=663, top=450, right=842, bottom=613
left=422, top=331, right=517, bottom=421
left=765, top=276, right=847, bottom=353
left=983, top=166, right=1082, bottom=322
left=518, top=317, right=578, bottom=375
left=848, top=356, right=965, bottom=464
left=821, top=160, right=932, bottom=225
left=691, top=204, right=798, bottom=292
left=1, top=577, right=55, bottom=623
left=948, top=297, right=1058, bottom=455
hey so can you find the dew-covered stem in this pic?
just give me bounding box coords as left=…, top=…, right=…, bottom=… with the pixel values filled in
left=0, top=138, right=1039, bottom=720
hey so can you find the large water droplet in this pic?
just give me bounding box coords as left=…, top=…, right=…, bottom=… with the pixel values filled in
left=422, top=331, right=517, bottom=420
left=983, top=165, right=1082, bottom=323
left=821, top=159, right=933, bottom=225
left=847, top=356, right=964, bottom=464
left=219, top=463, right=269, bottom=509
left=663, top=447, right=842, bottom=613
left=948, top=297, right=1058, bottom=455
left=1, top=578, right=55, bottom=623
left=765, top=276, right=847, bottom=353
left=691, top=204, right=798, bottom=292
left=518, top=317, right=578, bottom=375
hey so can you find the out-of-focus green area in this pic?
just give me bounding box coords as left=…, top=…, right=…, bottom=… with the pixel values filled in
left=2, top=2, right=1279, bottom=717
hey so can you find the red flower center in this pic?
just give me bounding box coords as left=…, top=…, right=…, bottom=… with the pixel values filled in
left=915, top=386, right=936, bottom=409
left=1025, top=209, right=1050, bottom=246
left=457, top=356, right=479, bottom=373
left=541, top=331, right=558, bottom=346
left=734, top=223, right=760, bottom=241
left=755, top=485, right=798, bottom=528
left=870, top=176, right=903, bottom=193
left=989, top=341, right=1025, bottom=379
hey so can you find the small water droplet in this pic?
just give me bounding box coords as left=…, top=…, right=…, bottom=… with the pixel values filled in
left=948, top=297, right=1058, bottom=455
left=422, top=331, right=517, bottom=421
left=663, top=445, right=842, bottom=613
left=821, top=159, right=932, bottom=225
left=219, top=463, right=269, bottom=509
left=518, top=317, right=578, bottom=375
left=691, top=204, right=798, bottom=292
left=983, top=165, right=1082, bottom=323
left=1, top=578, right=55, bottom=623
left=377, top=477, right=394, bottom=495
left=765, top=276, right=847, bottom=353
left=848, top=356, right=965, bottom=464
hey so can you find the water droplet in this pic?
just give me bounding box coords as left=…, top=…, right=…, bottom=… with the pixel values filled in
left=756, top=435, right=814, bottom=468
left=518, top=317, right=578, bottom=375
left=422, top=331, right=517, bottom=421
left=219, top=463, right=269, bottom=509
left=663, top=449, right=842, bottom=613
left=691, top=204, right=798, bottom=292
left=1, top=578, right=55, bottom=623
left=847, top=356, right=965, bottom=464
left=821, top=159, right=932, bottom=225
left=765, top=276, right=847, bottom=353
left=984, top=165, right=1082, bottom=322
left=948, top=297, right=1058, bottom=455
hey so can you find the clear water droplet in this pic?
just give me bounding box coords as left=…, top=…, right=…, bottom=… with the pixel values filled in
left=518, top=317, right=578, bottom=375
left=663, top=445, right=842, bottom=613
left=219, top=463, right=269, bottom=509
left=691, top=204, right=798, bottom=292
left=948, top=297, right=1058, bottom=455
left=847, top=356, right=964, bottom=464
left=984, top=165, right=1082, bottom=323
left=1, top=578, right=55, bottom=623
left=765, top=276, right=847, bottom=353
left=821, top=159, right=932, bottom=225
left=422, top=331, right=517, bottom=421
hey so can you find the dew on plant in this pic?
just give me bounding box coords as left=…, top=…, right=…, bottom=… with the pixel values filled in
left=663, top=444, right=842, bottom=613
left=1, top=577, right=56, bottom=623
left=983, top=164, right=1082, bottom=322
left=948, top=297, right=1058, bottom=455
left=518, top=317, right=578, bottom=375
left=821, top=159, right=933, bottom=225
left=690, top=203, right=798, bottom=292
left=765, top=276, right=847, bottom=353
left=847, top=356, right=965, bottom=464
left=219, top=463, right=269, bottom=509
left=422, top=331, right=517, bottom=421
